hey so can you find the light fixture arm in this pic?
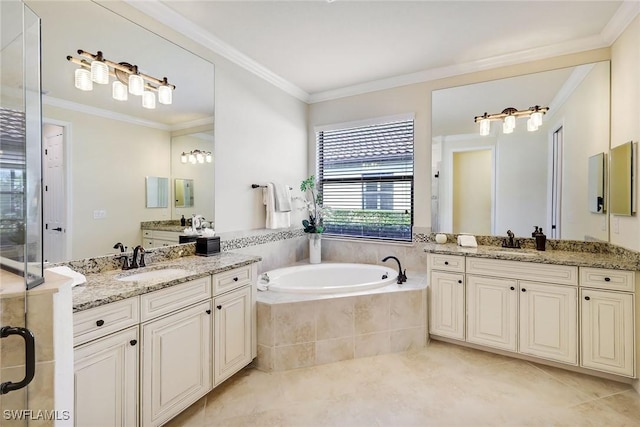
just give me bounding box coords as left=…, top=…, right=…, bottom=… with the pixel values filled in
left=474, top=106, right=549, bottom=123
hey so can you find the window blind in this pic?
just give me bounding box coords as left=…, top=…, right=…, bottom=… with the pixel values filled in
left=317, top=118, right=414, bottom=241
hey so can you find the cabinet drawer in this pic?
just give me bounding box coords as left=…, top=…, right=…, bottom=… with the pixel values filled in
left=213, top=265, right=253, bottom=295
left=143, top=230, right=153, bottom=238
left=428, top=254, right=465, bottom=273
left=466, top=257, right=578, bottom=285
left=73, top=297, right=140, bottom=346
left=152, top=230, right=181, bottom=242
left=580, top=267, right=635, bottom=292
left=140, top=276, right=212, bottom=322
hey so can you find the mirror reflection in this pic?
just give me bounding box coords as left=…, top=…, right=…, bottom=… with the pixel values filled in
left=27, top=1, right=215, bottom=262
left=610, top=141, right=636, bottom=216
left=146, top=177, right=169, bottom=208
left=587, top=153, right=606, bottom=214
left=174, top=179, right=194, bottom=208
left=432, top=61, right=610, bottom=241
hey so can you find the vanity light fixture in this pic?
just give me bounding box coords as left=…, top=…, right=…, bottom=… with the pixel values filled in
left=474, top=106, right=549, bottom=135
left=67, top=49, right=175, bottom=109
left=181, top=149, right=213, bottom=165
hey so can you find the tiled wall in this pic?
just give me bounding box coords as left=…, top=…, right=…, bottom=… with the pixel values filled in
left=256, top=287, right=427, bottom=371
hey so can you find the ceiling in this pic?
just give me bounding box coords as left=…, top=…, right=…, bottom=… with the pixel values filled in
left=129, top=0, right=638, bottom=103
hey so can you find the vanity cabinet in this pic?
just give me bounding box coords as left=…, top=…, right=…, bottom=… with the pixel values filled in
left=428, top=255, right=466, bottom=340
left=142, top=229, right=182, bottom=248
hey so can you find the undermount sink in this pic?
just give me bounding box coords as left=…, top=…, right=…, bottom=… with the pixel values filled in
left=490, top=250, right=537, bottom=257
left=117, top=268, right=188, bottom=282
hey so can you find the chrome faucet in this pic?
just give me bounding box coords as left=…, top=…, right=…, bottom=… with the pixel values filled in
left=382, top=256, right=407, bottom=284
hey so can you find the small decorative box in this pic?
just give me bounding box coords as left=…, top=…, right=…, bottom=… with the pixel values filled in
left=195, top=236, right=221, bottom=256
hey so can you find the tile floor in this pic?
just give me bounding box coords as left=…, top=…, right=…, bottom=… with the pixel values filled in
left=166, top=340, right=640, bottom=426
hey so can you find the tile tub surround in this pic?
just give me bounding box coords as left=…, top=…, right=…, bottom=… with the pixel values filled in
left=256, top=273, right=427, bottom=371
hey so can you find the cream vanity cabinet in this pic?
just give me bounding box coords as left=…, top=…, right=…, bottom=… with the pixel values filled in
left=73, top=298, right=140, bottom=427
left=428, top=254, right=466, bottom=340
left=142, top=229, right=182, bottom=248
left=579, top=267, right=636, bottom=377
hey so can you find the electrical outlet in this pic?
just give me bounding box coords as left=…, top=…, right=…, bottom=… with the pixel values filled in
left=93, top=210, right=107, bottom=220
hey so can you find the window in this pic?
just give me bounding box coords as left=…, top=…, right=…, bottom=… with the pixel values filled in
left=316, top=115, right=414, bottom=241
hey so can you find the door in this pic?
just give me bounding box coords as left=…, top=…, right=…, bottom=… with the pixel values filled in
left=214, top=286, right=252, bottom=386
left=74, top=327, right=139, bottom=427
left=466, top=275, right=518, bottom=351
left=429, top=271, right=465, bottom=340
left=43, top=123, right=66, bottom=262
left=580, top=289, right=634, bottom=377
left=452, top=149, right=492, bottom=234
left=142, top=300, right=212, bottom=427
left=519, top=281, right=577, bottom=364
left=549, top=126, right=563, bottom=238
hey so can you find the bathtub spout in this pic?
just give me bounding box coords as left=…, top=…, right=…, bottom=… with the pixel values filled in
left=381, top=256, right=407, bottom=284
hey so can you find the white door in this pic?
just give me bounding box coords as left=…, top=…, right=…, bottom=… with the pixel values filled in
left=74, top=327, right=139, bottom=427
left=452, top=149, right=492, bottom=234
left=214, top=286, right=252, bottom=386
left=43, top=123, right=66, bottom=262
left=429, top=271, right=465, bottom=340
left=142, top=301, right=212, bottom=427
left=519, top=281, right=577, bottom=364
left=466, top=275, right=518, bottom=351
left=580, top=289, right=634, bottom=377
left=549, top=126, right=563, bottom=239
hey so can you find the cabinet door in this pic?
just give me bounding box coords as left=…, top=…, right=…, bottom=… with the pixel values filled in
left=466, top=275, right=517, bottom=351
left=429, top=271, right=465, bottom=340
left=142, top=301, right=212, bottom=427
left=74, top=327, right=139, bottom=427
left=581, top=289, right=635, bottom=377
left=214, top=286, right=252, bottom=386
left=519, top=281, right=577, bottom=364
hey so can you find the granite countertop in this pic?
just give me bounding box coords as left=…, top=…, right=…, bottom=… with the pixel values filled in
left=424, top=243, right=640, bottom=271
left=142, top=225, right=188, bottom=233
left=72, top=252, right=261, bottom=312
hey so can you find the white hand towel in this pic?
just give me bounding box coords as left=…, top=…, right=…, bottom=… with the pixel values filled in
left=263, top=183, right=291, bottom=229
left=272, top=182, right=292, bottom=212
left=45, top=265, right=87, bottom=287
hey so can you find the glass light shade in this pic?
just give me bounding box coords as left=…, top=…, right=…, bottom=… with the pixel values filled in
left=142, top=91, right=156, bottom=109
left=90, top=60, right=109, bottom=84
left=196, top=152, right=204, bottom=163
left=158, top=85, right=172, bottom=105
left=112, top=81, right=128, bottom=101
left=479, top=118, right=491, bottom=136
left=181, top=153, right=188, bottom=164
left=74, top=68, right=93, bottom=91
left=205, top=153, right=212, bottom=163
left=531, top=111, right=543, bottom=127
left=527, top=118, right=538, bottom=132
left=504, top=115, right=516, bottom=131
left=189, top=153, right=196, bottom=164
left=128, top=74, right=144, bottom=96
left=502, top=121, right=513, bottom=134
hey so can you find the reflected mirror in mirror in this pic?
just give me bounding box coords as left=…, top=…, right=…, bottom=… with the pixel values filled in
left=146, top=177, right=169, bottom=208
left=610, top=141, right=636, bottom=216
left=431, top=61, right=610, bottom=241
left=175, top=179, right=194, bottom=208
left=26, top=1, right=215, bottom=261
left=588, top=152, right=606, bottom=214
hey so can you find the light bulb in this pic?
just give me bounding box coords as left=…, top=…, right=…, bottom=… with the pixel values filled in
left=90, top=60, right=109, bottom=84
left=74, top=68, right=93, bottom=91
left=112, top=81, right=128, bottom=101
left=158, top=85, right=172, bottom=105
left=181, top=153, right=188, bottom=164
left=142, top=90, right=156, bottom=109
left=128, top=74, right=144, bottom=96
left=503, top=121, right=513, bottom=134
left=196, top=152, right=204, bottom=163
left=479, top=118, right=491, bottom=136
left=527, top=118, right=538, bottom=132
left=205, top=153, right=212, bottom=163
left=531, top=111, right=543, bottom=127
left=504, top=115, right=516, bottom=131
left=189, top=153, right=196, bottom=164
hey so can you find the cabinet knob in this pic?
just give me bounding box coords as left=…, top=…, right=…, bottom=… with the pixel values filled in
left=206, top=309, right=212, bottom=314
left=521, top=288, right=527, bottom=292
left=604, top=277, right=611, bottom=282
left=129, top=339, right=137, bottom=346
left=457, top=280, right=462, bottom=284
left=217, top=305, right=222, bottom=310
left=444, top=261, right=449, bottom=265
left=510, top=286, right=515, bottom=291
left=233, top=277, right=239, bottom=282
left=96, top=320, right=105, bottom=327
left=584, top=296, right=591, bottom=301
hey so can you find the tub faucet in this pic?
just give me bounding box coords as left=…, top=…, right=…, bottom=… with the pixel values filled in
left=382, top=256, right=407, bottom=284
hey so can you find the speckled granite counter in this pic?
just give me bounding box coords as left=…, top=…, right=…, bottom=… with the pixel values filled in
left=72, top=251, right=260, bottom=312
left=142, top=224, right=186, bottom=232
left=424, top=243, right=640, bottom=271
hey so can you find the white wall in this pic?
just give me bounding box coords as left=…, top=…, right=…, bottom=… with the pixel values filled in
left=610, top=15, right=640, bottom=251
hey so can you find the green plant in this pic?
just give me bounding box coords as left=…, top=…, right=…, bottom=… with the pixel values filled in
left=300, top=175, right=329, bottom=233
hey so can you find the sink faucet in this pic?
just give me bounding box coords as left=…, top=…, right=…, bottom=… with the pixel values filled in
left=113, top=242, right=126, bottom=252
left=502, top=230, right=521, bottom=248
left=115, top=253, right=130, bottom=270
left=131, top=245, right=145, bottom=269
left=382, top=256, right=407, bottom=284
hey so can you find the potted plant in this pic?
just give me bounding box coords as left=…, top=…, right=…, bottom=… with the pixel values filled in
left=300, top=175, right=330, bottom=263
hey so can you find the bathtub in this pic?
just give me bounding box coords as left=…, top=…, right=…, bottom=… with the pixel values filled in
left=261, top=263, right=397, bottom=294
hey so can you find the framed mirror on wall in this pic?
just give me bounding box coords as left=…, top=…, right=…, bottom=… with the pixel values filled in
left=431, top=61, right=611, bottom=242
left=146, top=177, right=169, bottom=208
left=610, top=141, right=636, bottom=216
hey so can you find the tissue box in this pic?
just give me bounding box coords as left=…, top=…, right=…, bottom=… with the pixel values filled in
left=195, top=236, right=221, bottom=256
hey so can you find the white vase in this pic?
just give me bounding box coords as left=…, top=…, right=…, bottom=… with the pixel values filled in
left=309, top=233, right=321, bottom=264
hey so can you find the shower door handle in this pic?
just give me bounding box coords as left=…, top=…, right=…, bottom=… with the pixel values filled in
left=0, top=326, right=36, bottom=395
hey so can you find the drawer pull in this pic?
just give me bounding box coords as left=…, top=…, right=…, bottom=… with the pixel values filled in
left=521, top=288, right=527, bottom=292
left=129, top=339, right=137, bottom=346
left=233, top=277, right=239, bottom=282
left=604, top=277, right=611, bottom=282
left=458, top=280, right=462, bottom=284
left=585, top=296, right=591, bottom=301
left=444, top=261, right=449, bottom=265
left=217, top=305, right=222, bottom=310
left=510, top=286, right=515, bottom=291
left=96, top=320, right=105, bottom=327
left=206, top=309, right=212, bottom=314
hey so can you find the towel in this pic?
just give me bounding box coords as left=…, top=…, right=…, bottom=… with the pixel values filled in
left=263, top=183, right=291, bottom=229
left=45, top=265, right=87, bottom=287
left=271, top=182, right=292, bottom=212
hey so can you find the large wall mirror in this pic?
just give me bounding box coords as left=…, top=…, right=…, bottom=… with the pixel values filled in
left=27, top=1, right=215, bottom=262
left=432, top=61, right=610, bottom=242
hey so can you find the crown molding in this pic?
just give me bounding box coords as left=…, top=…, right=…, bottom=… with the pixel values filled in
left=124, top=0, right=310, bottom=103
left=601, top=0, right=640, bottom=45
left=546, top=63, right=595, bottom=119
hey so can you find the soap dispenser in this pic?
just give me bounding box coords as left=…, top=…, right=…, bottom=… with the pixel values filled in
left=180, top=215, right=186, bottom=227
left=535, top=228, right=546, bottom=251
left=531, top=226, right=539, bottom=237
